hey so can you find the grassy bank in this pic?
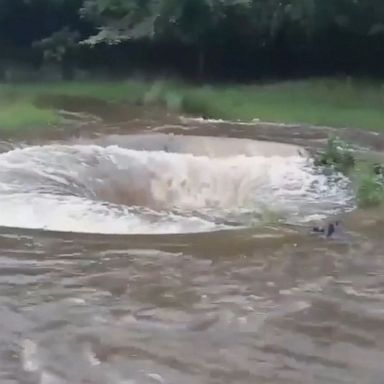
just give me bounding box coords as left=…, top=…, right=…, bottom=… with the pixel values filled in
left=1, top=79, right=384, bottom=207
left=1, top=77, right=384, bottom=131
left=180, top=79, right=384, bottom=130
left=0, top=102, right=59, bottom=133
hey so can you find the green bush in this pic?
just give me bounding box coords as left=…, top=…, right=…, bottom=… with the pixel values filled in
left=314, top=136, right=355, bottom=173
left=315, top=136, right=384, bottom=208
left=352, top=162, right=384, bottom=208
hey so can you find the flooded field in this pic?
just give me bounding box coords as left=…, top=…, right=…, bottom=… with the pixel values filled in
left=0, top=105, right=384, bottom=384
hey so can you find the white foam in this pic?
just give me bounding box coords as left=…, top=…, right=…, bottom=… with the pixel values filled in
left=0, top=143, right=353, bottom=234
left=21, top=339, right=40, bottom=373
left=180, top=116, right=258, bottom=126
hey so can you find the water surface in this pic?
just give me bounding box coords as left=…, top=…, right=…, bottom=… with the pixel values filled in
left=0, top=107, right=383, bottom=384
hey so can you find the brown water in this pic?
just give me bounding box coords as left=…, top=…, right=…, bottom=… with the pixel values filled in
left=1, top=105, right=384, bottom=384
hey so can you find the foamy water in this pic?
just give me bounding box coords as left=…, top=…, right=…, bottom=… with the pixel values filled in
left=0, top=139, right=353, bottom=234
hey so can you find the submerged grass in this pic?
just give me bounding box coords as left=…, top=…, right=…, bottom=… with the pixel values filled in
left=1, top=77, right=384, bottom=131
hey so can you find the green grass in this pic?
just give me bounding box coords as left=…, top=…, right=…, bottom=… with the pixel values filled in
left=1, top=77, right=384, bottom=131
left=315, top=136, right=384, bottom=208
left=176, top=78, right=384, bottom=130
left=0, top=80, right=148, bottom=103
left=314, top=136, right=356, bottom=173
left=352, top=162, right=384, bottom=208
left=0, top=80, right=148, bottom=132
left=0, top=101, right=60, bottom=133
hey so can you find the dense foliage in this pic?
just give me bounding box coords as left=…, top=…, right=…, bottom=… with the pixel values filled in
left=1, top=0, right=384, bottom=80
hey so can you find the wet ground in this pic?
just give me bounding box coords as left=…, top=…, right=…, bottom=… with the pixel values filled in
left=1, top=101, right=384, bottom=384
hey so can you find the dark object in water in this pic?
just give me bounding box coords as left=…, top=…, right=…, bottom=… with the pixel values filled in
left=311, top=221, right=340, bottom=238
left=312, top=226, right=325, bottom=234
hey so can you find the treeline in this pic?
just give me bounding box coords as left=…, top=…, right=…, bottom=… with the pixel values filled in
left=1, top=0, right=384, bottom=81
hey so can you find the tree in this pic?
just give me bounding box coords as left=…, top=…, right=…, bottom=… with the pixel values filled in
left=0, top=0, right=384, bottom=79
left=80, top=0, right=252, bottom=78
left=33, top=27, right=80, bottom=80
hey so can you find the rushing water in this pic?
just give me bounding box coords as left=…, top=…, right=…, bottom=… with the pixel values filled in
left=1, top=109, right=384, bottom=384
left=0, top=134, right=352, bottom=234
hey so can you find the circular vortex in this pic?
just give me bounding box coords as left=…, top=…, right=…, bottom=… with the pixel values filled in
left=0, top=135, right=353, bottom=235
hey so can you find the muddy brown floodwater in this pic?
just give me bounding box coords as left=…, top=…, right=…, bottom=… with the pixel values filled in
left=1, top=103, right=384, bottom=384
